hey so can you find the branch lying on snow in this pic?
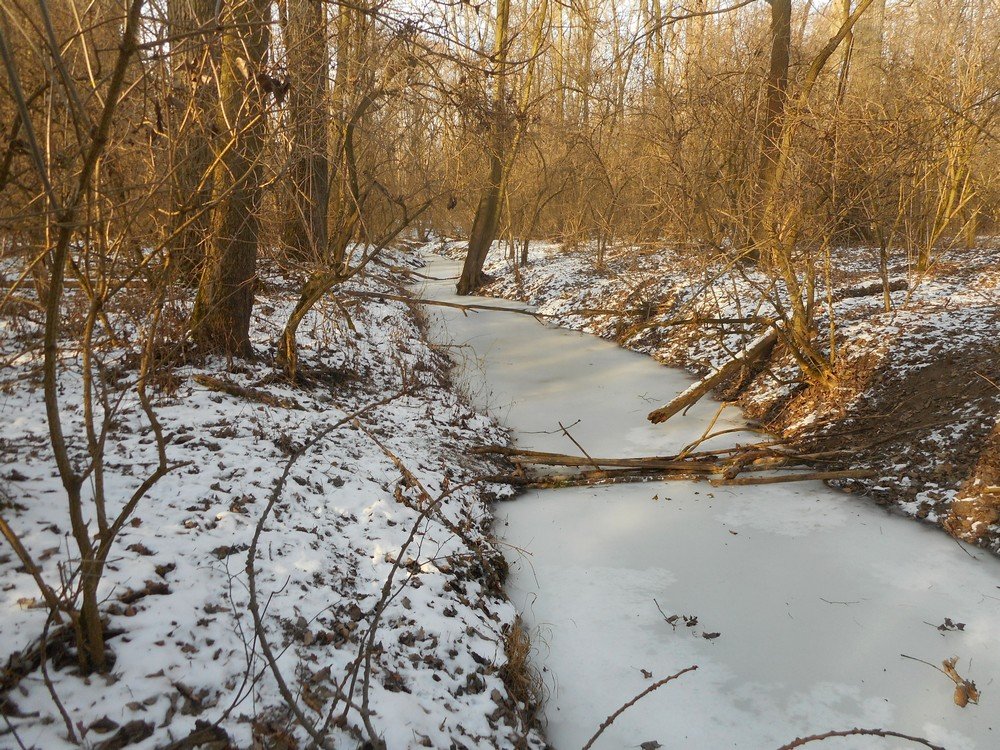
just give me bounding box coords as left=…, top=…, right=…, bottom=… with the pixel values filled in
left=246, top=387, right=414, bottom=749
left=774, top=727, right=946, bottom=750
left=193, top=374, right=303, bottom=410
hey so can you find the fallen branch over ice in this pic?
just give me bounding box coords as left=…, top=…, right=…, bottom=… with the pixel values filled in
left=341, top=289, right=552, bottom=320
left=474, top=444, right=870, bottom=488
left=774, top=727, right=946, bottom=750
left=647, top=328, right=778, bottom=424
left=580, top=665, right=698, bottom=750
left=710, top=469, right=877, bottom=486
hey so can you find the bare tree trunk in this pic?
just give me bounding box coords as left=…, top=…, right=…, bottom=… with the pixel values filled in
left=280, top=0, right=330, bottom=261
left=166, top=0, right=218, bottom=283
left=852, top=0, right=886, bottom=89
left=458, top=152, right=505, bottom=294
left=650, top=0, right=667, bottom=91
left=327, top=3, right=366, bottom=270
left=457, top=0, right=511, bottom=295
left=754, top=0, right=877, bottom=386
left=753, top=0, right=791, bottom=244
left=191, top=0, right=271, bottom=357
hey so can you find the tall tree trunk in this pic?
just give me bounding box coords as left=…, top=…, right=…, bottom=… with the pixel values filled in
left=457, top=0, right=511, bottom=295
left=328, top=2, right=365, bottom=269
left=852, top=0, right=886, bottom=90
left=190, top=0, right=270, bottom=357
left=650, top=0, right=667, bottom=92
left=753, top=0, right=792, bottom=242
left=280, top=0, right=330, bottom=261
left=828, top=0, right=855, bottom=230
left=458, top=152, right=505, bottom=294
left=166, top=0, right=218, bottom=283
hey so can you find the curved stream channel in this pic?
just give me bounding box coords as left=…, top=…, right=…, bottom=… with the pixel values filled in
left=417, top=254, right=1000, bottom=749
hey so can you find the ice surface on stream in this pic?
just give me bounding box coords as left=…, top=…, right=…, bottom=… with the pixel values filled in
left=417, top=255, right=1000, bottom=750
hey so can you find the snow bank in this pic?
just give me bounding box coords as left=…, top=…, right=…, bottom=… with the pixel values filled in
left=0, top=258, right=545, bottom=749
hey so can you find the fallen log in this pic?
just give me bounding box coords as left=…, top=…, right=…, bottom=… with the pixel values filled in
left=481, top=471, right=709, bottom=489
left=473, top=438, right=872, bottom=491
left=473, top=443, right=811, bottom=470
left=647, top=327, right=778, bottom=424
left=472, top=445, right=721, bottom=472
left=485, top=467, right=874, bottom=490
left=710, top=469, right=876, bottom=486
left=192, top=374, right=302, bottom=410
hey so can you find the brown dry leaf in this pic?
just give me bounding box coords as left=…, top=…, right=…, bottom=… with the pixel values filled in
left=954, top=683, right=970, bottom=708
left=942, top=657, right=980, bottom=707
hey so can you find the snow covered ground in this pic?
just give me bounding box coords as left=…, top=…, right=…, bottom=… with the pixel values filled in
left=0, top=258, right=544, bottom=749
left=419, top=252, right=1000, bottom=750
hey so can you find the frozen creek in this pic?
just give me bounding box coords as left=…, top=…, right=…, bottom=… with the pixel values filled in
left=416, top=254, right=1000, bottom=750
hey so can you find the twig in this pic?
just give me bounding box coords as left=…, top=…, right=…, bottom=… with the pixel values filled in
left=775, top=727, right=945, bottom=749
left=677, top=401, right=731, bottom=459
left=558, top=421, right=603, bottom=472
left=581, top=665, right=697, bottom=750
left=247, top=439, right=330, bottom=749
left=899, top=653, right=947, bottom=675
left=39, top=613, right=77, bottom=744
left=1, top=712, right=28, bottom=750
left=340, top=289, right=552, bottom=320
left=246, top=388, right=411, bottom=749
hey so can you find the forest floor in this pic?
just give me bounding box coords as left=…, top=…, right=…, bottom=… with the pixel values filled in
left=0, top=253, right=545, bottom=749
left=455, top=239, right=1000, bottom=555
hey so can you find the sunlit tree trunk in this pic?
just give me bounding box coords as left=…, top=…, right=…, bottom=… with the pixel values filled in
left=755, top=0, right=876, bottom=386
left=327, top=3, right=367, bottom=269
left=650, top=0, right=666, bottom=92
left=191, top=0, right=270, bottom=357
left=457, top=0, right=512, bottom=295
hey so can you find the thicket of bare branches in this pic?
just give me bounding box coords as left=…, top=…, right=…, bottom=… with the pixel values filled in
left=0, top=0, right=995, bottom=717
